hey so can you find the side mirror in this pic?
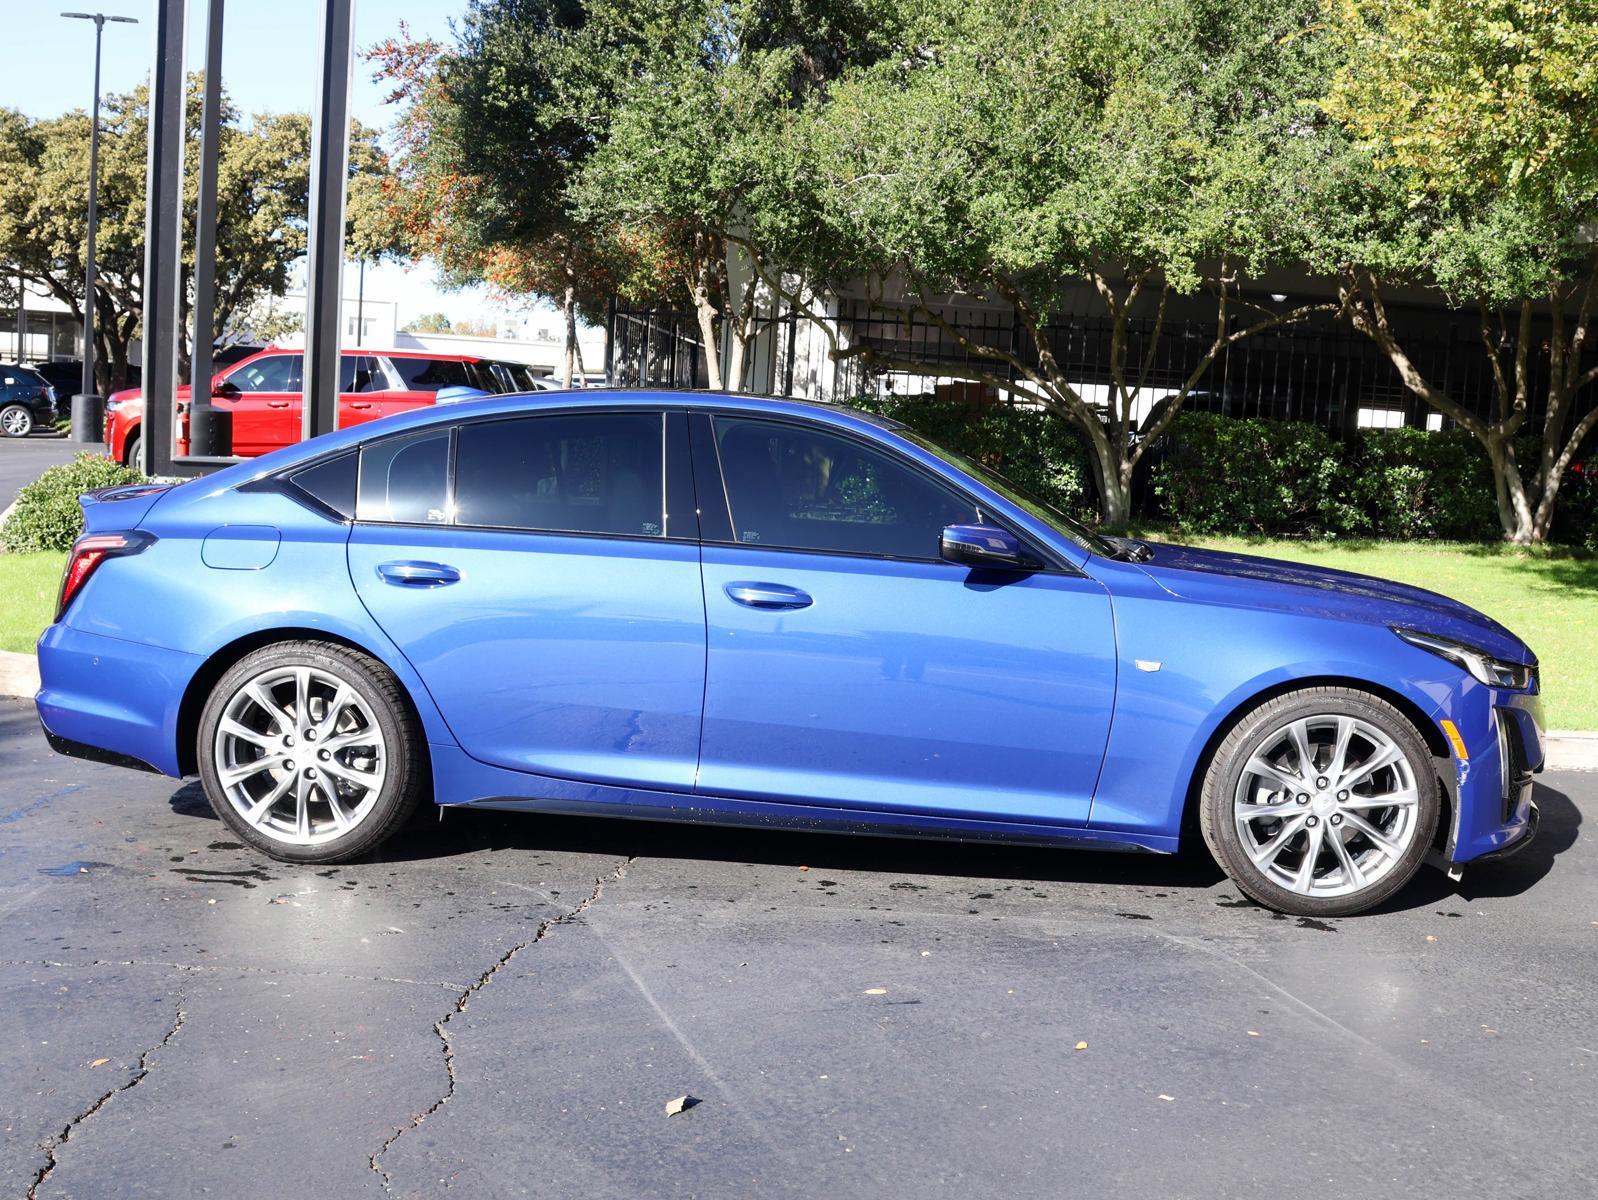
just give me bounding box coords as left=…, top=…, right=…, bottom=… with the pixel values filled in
left=941, top=523, right=1029, bottom=569
left=211, top=380, right=237, bottom=398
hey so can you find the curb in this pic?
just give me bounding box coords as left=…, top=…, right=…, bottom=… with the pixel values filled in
left=0, top=649, right=39, bottom=700
left=0, top=646, right=1593, bottom=773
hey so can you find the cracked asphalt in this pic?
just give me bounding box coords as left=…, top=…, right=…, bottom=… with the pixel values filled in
left=2, top=694, right=1594, bottom=1199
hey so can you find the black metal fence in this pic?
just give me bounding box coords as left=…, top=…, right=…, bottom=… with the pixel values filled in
left=608, top=293, right=1593, bottom=441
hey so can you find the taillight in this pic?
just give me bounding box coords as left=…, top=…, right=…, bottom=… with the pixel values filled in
left=56, top=531, right=156, bottom=621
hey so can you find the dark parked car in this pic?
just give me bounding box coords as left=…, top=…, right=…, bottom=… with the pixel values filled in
left=0, top=364, right=59, bottom=437
left=27, top=359, right=85, bottom=399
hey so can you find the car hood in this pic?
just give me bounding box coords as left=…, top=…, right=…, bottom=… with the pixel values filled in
left=1133, top=543, right=1534, bottom=666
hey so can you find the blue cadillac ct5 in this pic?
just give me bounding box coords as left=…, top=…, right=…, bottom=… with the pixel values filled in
left=35, top=392, right=1543, bottom=916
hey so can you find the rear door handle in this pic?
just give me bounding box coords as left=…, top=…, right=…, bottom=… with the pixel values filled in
left=266, top=400, right=292, bottom=409
left=376, top=560, right=461, bottom=587
left=347, top=401, right=375, bottom=411
left=724, top=582, right=812, bottom=610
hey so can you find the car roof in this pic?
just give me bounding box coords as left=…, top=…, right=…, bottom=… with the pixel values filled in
left=254, top=346, right=489, bottom=362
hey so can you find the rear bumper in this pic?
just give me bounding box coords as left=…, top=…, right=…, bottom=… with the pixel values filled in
left=35, top=622, right=200, bottom=777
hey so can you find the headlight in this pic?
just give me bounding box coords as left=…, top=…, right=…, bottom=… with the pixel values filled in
left=1392, top=627, right=1533, bottom=689
left=104, top=398, right=121, bottom=412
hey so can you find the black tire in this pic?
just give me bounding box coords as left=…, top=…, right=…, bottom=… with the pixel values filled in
left=1, top=403, right=34, bottom=438
left=123, top=433, right=141, bottom=468
left=1199, top=686, right=1440, bottom=917
left=197, top=640, right=428, bottom=864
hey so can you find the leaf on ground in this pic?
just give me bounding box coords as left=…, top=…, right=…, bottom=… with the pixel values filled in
left=1157, top=1094, right=1175, bottom=1102
left=863, top=987, right=887, bottom=995
left=1074, top=1041, right=1089, bottom=1051
left=665, top=1095, right=697, bottom=1116
left=88, top=1058, right=109, bottom=1068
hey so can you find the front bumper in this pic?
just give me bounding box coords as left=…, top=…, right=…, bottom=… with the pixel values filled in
left=1441, top=680, right=1543, bottom=864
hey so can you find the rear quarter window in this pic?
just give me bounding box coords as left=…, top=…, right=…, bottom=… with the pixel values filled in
left=388, top=357, right=479, bottom=393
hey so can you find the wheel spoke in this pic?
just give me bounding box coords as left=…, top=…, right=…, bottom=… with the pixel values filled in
left=314, top=683, right=355, bottom=740
left=218, top=718, right=275, bottom=750
left=1247, top=813, right=1308, bottom=869
left=1292, top=822, right=1325, bottom=893
left=294, top=772, right=311, bottom=840
left=1342, top=811, right=1404, bottom=860
left=1246, top=757, right=1304, bottom=795
left=1337, top=743, right=1403, bottom=792
left=1340, top=787, right=1419, bottom=810
left=321, top=727, right=379, bottom=754
left=320, top=756, right=382, bottom=794
left=1329, top=828, right=1366, bottom=890
left=1287, top=720, right=1317, bottom=778
left=244, top=772, right=295, bottom=825
left=243, top=682, right=292, bottom=733
left=219, top=757, right=275, bottom=787
left=1326, top=717, right=1355, bottom=781
left=293, top=668, right=311, bottom=730
left=1240, top=798, right=1304, bottom=822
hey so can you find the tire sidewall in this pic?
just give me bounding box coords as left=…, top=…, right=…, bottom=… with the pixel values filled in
left=1202, top=690, right=1440, bottom=917
left=124, top=434, right=141, bottom=468
left=197, top=643, right=417, bottom=863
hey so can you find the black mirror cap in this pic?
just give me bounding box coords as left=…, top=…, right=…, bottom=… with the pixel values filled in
left=941, top=523, right=1030, bottom=569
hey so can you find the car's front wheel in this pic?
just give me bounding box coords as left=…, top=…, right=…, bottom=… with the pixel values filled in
left=1, top=403, right=35, bottom=438
left=1199, top=687, right=1440, bottom=917
left=197, top=641, right=426, bottom=863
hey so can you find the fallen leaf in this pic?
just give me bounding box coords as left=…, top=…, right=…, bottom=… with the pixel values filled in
left=665, top=1095, right=696, bottom=1116
left=1425, top=934, right=1437, bottom=943
left=1246, top=1031, right=1261, bottom=1037
left=1074, top=1041, right=1088, bottom=1051
left=89, top=1058, right=109, bottom=1068
left=1157, top=1094, right=1175, bottom=1102
left=863, top=987, right=888, bottom=995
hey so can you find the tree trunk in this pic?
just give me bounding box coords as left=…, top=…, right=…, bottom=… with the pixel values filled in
left=560, top=284, right=576, bottom=388
left=693, top=292, right=724, bottom=390
left=1488, top=439, right=1536, bottom=544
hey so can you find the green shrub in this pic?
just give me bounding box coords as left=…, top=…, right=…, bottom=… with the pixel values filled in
left=847, top=394, right=1096, bottom=520
left=1, top=453, right=146, bottom=553
left=1152, top=413, right=1358, bottom=536
left=1349, top=428, right=1500, bottom=540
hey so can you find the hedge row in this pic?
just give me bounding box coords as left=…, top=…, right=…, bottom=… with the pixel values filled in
left=853, top=397, right=1594, bottom=543
left=0, top=453, right=146, bottom=553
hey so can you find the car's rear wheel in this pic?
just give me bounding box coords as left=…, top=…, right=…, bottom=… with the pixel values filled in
left=1, top=403, right=34, bottom=438
left=197, top=641, right=426, bottom=863
left=1199, top=687, right=1440, bottom=917
left=123, top=433, right=141, bottom=468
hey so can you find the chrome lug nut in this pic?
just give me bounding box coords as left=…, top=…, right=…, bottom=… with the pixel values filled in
left=1296, top=793, right=1310, bottom=804
left=305, top=729, right=317, bottom=742
left=1330, top=814, right=1343, bottom=826
left=1315, top=776, right=1328, bottom=789
left=1337, top=789, right=1349, bottom=801
left=1306, top=815, right=1319, bottom=827
left=283, top=759, right=295, bottom=771
left=318, top=749, right=330, bottom=761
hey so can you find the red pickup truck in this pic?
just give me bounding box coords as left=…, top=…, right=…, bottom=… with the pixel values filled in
left=105, top=346, right=540, bottom=465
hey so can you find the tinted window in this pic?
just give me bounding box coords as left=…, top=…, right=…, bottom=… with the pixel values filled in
left=3, top=367, right=47, bottom=388
left=713, top=417, right=979, bottom=559
left=227, top=353, right=301, bottom=392
left=340, top=355, right=382, bottom=394
left=357, top=430, right=450, bottom=525
left=290, top=453, right=357, bottom=519
left=388, top=357, right=479, bottom=393
left=454, top=412, right=664, bottom=537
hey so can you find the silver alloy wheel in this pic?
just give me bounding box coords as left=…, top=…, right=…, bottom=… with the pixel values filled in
left=1, top=405, right=32, bottom=437
left=212, top=664, right=388, bottom=846
left=1233, top=714, right=1420, bottom=899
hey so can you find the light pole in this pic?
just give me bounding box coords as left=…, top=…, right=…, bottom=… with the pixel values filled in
left=61, top=11, right=138, bottom=399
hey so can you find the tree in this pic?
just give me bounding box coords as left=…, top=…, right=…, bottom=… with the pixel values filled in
left=753, top=0, right=1339, bottom=526
left=1322, top=0, right=1598, bottom=543
left=403, top=311, right=454, bottom=334
left=0, top=80, right=395, bottom=392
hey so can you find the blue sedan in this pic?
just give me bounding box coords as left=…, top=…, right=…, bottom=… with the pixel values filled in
left=35, top=392, right=1543, bottom=916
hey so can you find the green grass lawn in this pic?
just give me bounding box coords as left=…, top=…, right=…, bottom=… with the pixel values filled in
left=1, top=537, right=1592, bottom=728
left=1145, top=534, right=1597, bottom=731
left=0, top=551, right=63, bottom=655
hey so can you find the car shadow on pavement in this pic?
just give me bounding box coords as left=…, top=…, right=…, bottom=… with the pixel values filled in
left=165, top=777, right=1580, bottom=911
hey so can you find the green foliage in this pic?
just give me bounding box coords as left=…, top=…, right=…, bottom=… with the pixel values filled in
left=1349, top=428, right=1500, bottom=540
left=848, top=395, right=1095, bottom=520
left=1152, top=414, right=1357, bottom=536
left=1, top=454, right=146, bottom=554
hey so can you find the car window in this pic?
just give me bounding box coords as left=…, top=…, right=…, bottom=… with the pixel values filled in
left=453, top=412, right=664, bottom=537
left=340, top=355, right=381, bottom=394
left=3, top=366, right=46, bottom=387
left=227, top=354, right=301, bottom=392
left=712, top=417, right=980, bottom=559
left=357, top=430, right=450, bottom=525
left=291, top=453, right=357, bottom=519
left=387, top=356, right=478, bottom=393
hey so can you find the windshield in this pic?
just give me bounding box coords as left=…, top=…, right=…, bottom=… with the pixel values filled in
left=897, top=428, right=1115, bottom=556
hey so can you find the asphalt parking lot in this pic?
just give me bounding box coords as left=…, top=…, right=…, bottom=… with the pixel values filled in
left=2, top=695, right=1593, bottom=1199
left=0, top=438, right=99, bottom=506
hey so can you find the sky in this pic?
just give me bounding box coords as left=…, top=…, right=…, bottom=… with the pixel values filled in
left=1, top=0, right=562, bottom=332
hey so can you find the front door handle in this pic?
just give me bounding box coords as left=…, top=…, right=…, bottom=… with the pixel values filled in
left=376, top=560, right=461, bottom=587
left=347, top=401, right=375, bottom=411
left=266, top=400, right=292, bottom=409
left=725, top=582, right=812, bottom=610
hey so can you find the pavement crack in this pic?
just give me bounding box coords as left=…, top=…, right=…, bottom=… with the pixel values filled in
left=27, top=997, right=185, bottom=1200
left=369, top=856, right=634, bottom=1192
